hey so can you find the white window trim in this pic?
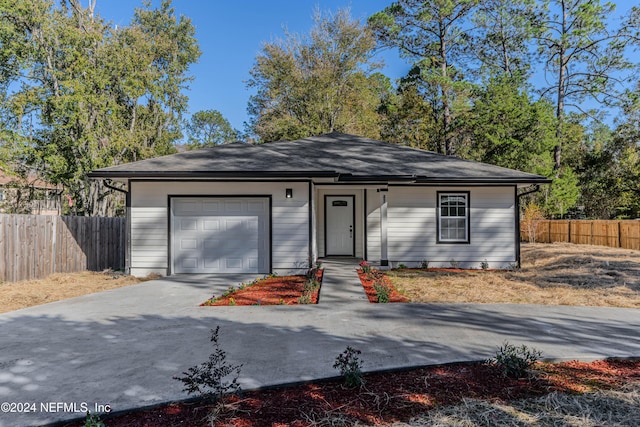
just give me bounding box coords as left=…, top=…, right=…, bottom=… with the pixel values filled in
left=437, top=192, right=470, bottom=243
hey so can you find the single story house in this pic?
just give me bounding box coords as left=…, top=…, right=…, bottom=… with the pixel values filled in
left=0, top=171, right=63, bottom=215
left=89, top=132, right=551, bottom=277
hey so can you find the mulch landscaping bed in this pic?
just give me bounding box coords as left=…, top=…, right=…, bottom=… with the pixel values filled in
left=76, top=359, right=640, bottom=427
left=201, top=269, right=323, bottom=306
left=357, top=269, right=409, bottom=303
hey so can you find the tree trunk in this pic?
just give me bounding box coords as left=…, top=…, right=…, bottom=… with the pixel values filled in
left=554, top=1, right=568, bottom=174
left=439, top=21, right=454, bottom=156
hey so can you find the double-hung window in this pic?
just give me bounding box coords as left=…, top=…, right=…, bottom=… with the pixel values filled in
left=438, top=192, right=469, bottom=243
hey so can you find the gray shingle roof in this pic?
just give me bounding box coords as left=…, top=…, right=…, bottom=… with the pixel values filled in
left=89, top=132, right=551, bottom=184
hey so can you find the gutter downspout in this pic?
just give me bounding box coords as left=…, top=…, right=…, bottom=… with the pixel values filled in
left=515, top=184, right=541, bottom=268
left=103, top=179, right=130, bottom=274
left=103, top=179, right=128, bottom=194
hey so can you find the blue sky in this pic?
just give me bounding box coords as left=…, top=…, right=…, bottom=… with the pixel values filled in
left=95, top=0, right=408, bottom=132
left=95, top=0, right=636, bottom=132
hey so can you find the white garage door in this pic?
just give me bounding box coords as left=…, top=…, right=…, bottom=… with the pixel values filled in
left=171, top=197, right=269, bottom=274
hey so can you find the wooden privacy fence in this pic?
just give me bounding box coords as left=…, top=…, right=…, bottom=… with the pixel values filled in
left=521, top=220, right=640, bottom=250
left=0, top=214, right=126, bottom=283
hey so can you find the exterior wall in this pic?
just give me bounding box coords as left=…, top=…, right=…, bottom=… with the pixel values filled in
left=365, top=188, right=382, bottom=262
left=315, top=187, right=365, bottom=258
left=373, top=186, right=516, bottom=269
left=129, top=180, right=310, bottom=276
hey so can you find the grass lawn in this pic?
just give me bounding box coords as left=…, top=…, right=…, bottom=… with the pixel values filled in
left=0, top=271, right=154, bottom=313
left=390, top=242, right=640, bottom=308
left=3, top=242, right=640, bottom=314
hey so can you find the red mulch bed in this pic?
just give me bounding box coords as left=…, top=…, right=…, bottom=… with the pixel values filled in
left=357, top=270, right=409, bottom=303
left=201, top=270, right=323, bottom=306
left=72, top=359, right=640, bottom=427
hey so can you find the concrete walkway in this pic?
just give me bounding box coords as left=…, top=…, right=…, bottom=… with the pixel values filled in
left=1, top=262, right=640, bottom=426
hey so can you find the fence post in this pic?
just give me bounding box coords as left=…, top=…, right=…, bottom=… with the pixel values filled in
left=52, top=216, right=57, bottom=273
left=618, top=221, right=622, bottom=248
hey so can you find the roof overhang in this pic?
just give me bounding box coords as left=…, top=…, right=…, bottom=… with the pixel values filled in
left=88, top=170, right=340, bottom=179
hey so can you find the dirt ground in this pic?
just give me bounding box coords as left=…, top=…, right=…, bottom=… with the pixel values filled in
left=391, top=242, right=640, bottom=307
left=0, top=271, right=153, bottom=313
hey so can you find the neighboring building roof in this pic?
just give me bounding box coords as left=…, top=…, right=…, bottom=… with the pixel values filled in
left=0, top=171, right=62, bottom=190
left=89, top=132, right=551, bottom=184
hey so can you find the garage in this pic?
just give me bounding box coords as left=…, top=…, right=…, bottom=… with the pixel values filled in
left=171, top=197, right=270, bottom=274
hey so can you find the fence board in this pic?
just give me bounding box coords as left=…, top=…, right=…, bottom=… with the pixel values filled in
left=549, top=220, right=569, bottom=242
left=0, top=214, right=126, bottom=283
left=620, top=221, right=640, bottom=250
left=521, top=219, right=640, bottom=251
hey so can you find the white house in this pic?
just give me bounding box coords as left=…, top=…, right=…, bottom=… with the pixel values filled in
left=89, top=132, right=550, bottom=277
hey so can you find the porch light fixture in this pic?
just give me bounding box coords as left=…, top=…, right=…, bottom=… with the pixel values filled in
left=285, top=188, right=293, bottom=198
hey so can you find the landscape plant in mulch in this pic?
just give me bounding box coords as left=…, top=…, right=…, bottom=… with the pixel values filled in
left=83, top=358, right=640, bottom=427
left=357, top=261, right=408, bottom=303
left=201, top=268, right=323, bottom=306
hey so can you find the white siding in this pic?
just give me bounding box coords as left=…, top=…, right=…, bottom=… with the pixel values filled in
left=386, top=186, right=517, bottom=269
left=129, top=181, right=310, bottom=276
left=365, top=189, right=382, bottom=262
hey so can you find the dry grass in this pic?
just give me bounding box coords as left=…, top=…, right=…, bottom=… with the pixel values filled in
left=0, top=271, right=156, bottom=313
left=391, top=243, right=640, bottom=308
left=401, top=381, right=640, bottom=426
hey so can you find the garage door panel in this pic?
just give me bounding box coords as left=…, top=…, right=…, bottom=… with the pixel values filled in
left=174, top=201, right=200, bottom=215
left=172, top=197, right=269, bottom=274
left=246, top=218, right=258, bottom=232
left=225, top=258, right=243, bottom=269
left=203, top=219, right=220, bottom=231
left=180, top=258, right=198, bottom=269
left=202, top=238, right=222, bottom=250
left=202, top=201, right=221, bottom=214
left=180, top=238, right=197, bottom=250
left=247, top=201, right=266, bottom=212
left=203, top=257, right=221, bottom=269
left=247, top=257, right=258, bottom=269
left=224, top=201, right=243, bottom=213
left=180, top=219, right=197, bottom=231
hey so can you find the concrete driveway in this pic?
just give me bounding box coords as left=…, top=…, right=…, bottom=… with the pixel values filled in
left=1, top=261, right=640, bottom=426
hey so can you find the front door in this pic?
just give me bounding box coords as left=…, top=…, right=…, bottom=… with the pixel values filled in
left=325, top=195, right=355, bottom=256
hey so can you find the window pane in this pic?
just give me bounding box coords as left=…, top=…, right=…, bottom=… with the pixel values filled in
left=439, top=194, right=468, bottom=241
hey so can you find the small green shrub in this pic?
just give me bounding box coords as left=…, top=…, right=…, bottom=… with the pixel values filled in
left=373, top=280, right=391, bottom=303
left=397, top=263, right=407, bottom=269
left=480, top=260, right=489, bottom=270
left=304, top=279, right=320, bottom=292
left=83, top=412, right=105, bottom=427
left=491, top=341, right=542, bottom=378
left=173, top=326, right=242, bottom=401
left=298, top=293, right=312, bottom=304
left=333, top=346, right=364, bottom=387
left=359, top=260, right=372, bottom=274
left=306, top=267, right=320, bottom=280
left=421, top=260, right=429, bottom=269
